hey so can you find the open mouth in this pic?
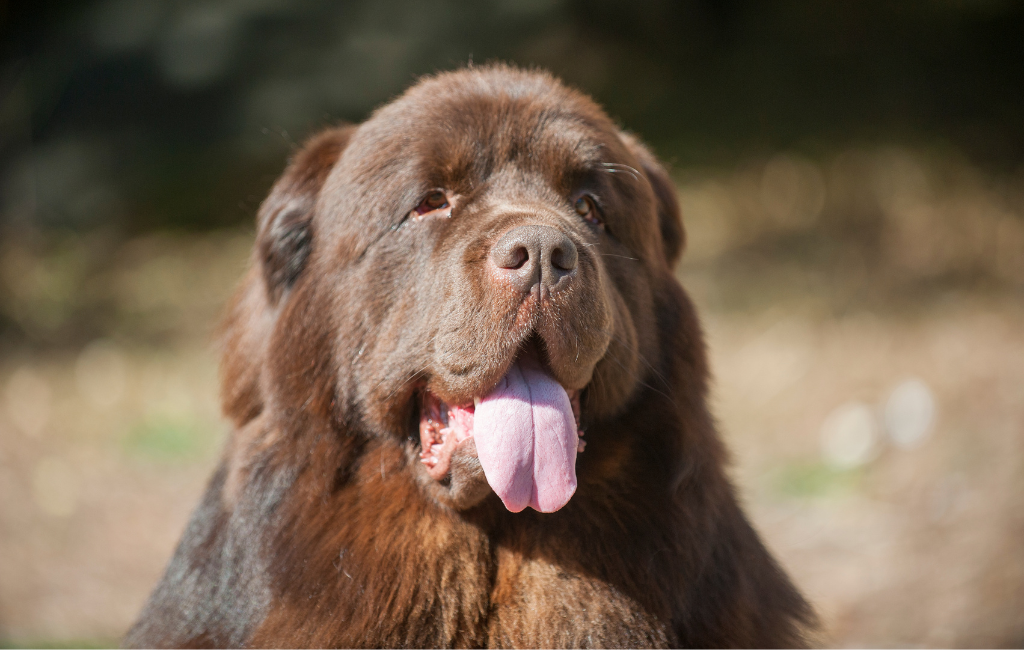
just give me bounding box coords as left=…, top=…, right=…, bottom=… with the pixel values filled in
left=417, top=354, right=585, bottom=513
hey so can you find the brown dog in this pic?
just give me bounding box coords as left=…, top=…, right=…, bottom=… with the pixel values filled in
left=125, top=64, right=813, bottom=648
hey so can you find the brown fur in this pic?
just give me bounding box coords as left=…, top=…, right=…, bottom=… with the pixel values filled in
left=124, top=64, right=814, bottom=648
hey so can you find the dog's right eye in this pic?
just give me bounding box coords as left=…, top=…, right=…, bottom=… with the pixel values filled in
left=412, top=190, right=451, bottom=219
left=574, top=195, right=603, bottom=229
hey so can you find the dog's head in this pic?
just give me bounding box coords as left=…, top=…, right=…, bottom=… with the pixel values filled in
left=222, top=65, right=684, bottom=513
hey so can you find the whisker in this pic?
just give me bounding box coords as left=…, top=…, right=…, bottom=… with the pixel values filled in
left=601, top=162, right=641, bottom=172
left=596, top=327, right=674, bottom=394
left=600, top=344, right=675, bottom=405
left=599, top=162, right=644, bottom=183
left=600, top=168, right=641, bottom=182
left=381, top=367, right=427, bottom=403
left=578, top=241, right=639, bottom=260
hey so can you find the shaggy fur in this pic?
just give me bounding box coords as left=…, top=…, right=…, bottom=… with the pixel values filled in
left=124, top=64, right=814, bottom=648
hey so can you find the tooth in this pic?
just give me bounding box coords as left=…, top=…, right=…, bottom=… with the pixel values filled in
left=577, top=440, right=586, bottom=453
left=473, top=396, right=480, bottom=408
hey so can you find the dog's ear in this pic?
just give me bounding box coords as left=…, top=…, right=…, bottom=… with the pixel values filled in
left=618, top=132, right=685, bottom=268
left=220, top=126, right=355, bottom=427
left=257, top=126, right=356, bottom=303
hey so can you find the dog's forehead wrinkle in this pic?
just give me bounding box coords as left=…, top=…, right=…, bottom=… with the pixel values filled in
left=473, top=170, right=571, bottom=215
left=409, top=102, right=606, bottom=178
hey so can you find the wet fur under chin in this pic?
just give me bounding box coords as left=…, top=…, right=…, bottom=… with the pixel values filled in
left=123, top=64, right=816, bottom=649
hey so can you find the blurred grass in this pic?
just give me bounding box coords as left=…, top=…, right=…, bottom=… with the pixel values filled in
left=122, top=418, right=214, bottom=462
left=773, top=462, right=864, bottom=499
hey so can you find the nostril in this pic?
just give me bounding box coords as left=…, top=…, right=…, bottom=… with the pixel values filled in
left=491, top=242, right=531, bottom=271
left=505, top=246, right=529, bottom=270
left=550, top=242, right=578, bottom=272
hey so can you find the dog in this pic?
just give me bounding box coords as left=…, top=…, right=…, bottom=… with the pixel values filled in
left=124, top=64, right=814, bottom=648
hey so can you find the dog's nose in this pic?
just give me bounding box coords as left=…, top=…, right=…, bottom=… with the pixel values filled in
left=489, top=225, right=578, bottom=293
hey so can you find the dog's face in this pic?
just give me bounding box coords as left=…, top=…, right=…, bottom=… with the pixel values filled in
left=224, top=65, right=684, bottom=513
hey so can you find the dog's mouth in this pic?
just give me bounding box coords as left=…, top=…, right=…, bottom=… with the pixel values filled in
left=417, top=351, right=585, bottom=513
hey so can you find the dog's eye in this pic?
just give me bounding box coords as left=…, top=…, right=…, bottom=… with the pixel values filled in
left=413, top=190, right=451, bottom=218
left=574, top=196, right=602, bottom=227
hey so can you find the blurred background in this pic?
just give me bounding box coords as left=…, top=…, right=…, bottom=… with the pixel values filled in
left=1, top=0, right=1022, bottom=646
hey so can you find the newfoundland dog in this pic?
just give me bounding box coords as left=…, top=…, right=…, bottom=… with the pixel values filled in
left=125, top=64, right=813, bottom=648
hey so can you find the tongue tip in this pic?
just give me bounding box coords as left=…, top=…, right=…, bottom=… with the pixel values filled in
left=502, top=500, right=528, bottom=513
left=532, top=484, right=577, bottom=513
left=497, top=481, right=577, bottom=514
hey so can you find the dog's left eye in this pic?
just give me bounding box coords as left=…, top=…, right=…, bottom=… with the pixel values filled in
left=413, top=190, right=451, bottom=218
left=574, top=196, right=602, bottom=227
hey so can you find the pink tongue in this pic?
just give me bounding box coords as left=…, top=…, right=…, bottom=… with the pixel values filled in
left=473, top=358, right=578, bottom=513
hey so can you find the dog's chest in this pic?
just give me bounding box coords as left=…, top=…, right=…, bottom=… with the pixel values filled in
left=481, top=544, right=673, bottom=648
left=297, top=519, right=670, bottom=648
